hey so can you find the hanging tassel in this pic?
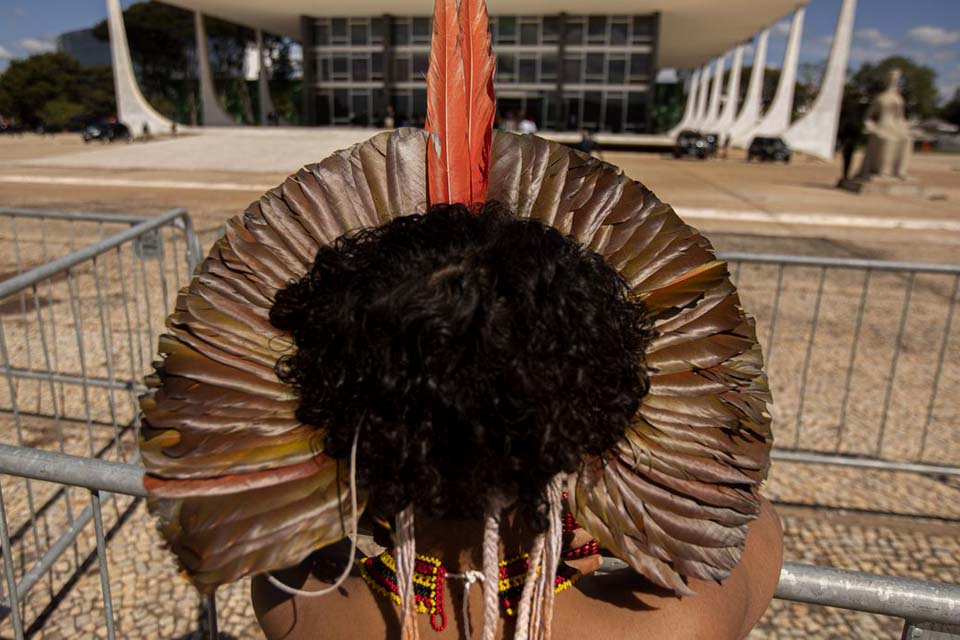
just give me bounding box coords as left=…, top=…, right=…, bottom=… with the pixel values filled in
left=395, top=505, right=421, bottom=640
left=480, top=499, right=505, bottom=640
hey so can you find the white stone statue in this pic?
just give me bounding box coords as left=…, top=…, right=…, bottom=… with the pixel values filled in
left=856, top=68, right=913, bottom=180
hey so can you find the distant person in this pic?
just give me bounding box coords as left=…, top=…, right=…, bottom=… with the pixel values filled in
left=384, top=105, right=396, bottom=129
left=503, top=111, right=519, bottom=133
left=518, top=115, right=538, bottom=134
left=171, top=122, right=179, bottom=137
left=142, top=123, right=151, bottom=141
left=575, top=129, right=603, bottom=160
left=722, top=134, right=731, bottom=160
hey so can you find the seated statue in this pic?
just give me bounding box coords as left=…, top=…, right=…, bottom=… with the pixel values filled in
left=856, top=68, right=912, bottom=180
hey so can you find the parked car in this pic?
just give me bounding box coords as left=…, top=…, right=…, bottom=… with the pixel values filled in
left=673, top=130, right=712, bottom=159
left=747, top=136, right=791, bottom=163
left=82, top=121, right=131, bottom=143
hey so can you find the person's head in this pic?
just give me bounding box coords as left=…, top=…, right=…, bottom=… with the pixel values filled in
left=270, top=202, right=652, bottom=532
left=886, top=68, right=902, bottom=90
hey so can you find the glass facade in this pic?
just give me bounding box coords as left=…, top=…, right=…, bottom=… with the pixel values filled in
left=303, top=13, right=658, bottom=132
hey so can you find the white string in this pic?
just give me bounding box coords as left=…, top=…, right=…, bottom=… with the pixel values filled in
left=265, top=425, right=361, bottom=597
left=447, top=570, right=485, bottom=639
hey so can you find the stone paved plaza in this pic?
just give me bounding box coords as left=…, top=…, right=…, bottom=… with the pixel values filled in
left=0, top=133, right=958, bottom=638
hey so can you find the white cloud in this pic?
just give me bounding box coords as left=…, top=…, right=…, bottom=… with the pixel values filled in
left=855, top=28, right=896, bottom=50
left=0, top=44, right=13, bottom=60
left=772, top=20, right=792, bottom=36
left=17, top=37, right=55, bottom=54
left=908, top=26, right=960, bottom=47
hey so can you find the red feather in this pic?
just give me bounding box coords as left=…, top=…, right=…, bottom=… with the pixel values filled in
left=425, top=0, right=496, bottom=207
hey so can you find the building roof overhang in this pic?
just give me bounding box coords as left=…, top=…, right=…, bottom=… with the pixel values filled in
left=162, top=0, right=806, bottom=68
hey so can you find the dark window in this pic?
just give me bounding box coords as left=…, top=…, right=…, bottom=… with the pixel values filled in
left=632, top=15, right=653, bottom=42
left=393, top=57, right=411, bottom=82
left=392, top=21, right=410, bottom=45
left=315, top=22, right=329, bottom=46
left=319, top=57, right=331, bottom=82
left=352, top=57, right=369, bottom=82
left=371, top=17, right=385, bottom=43
left=333, top=56, right=349, bottom=78
left=489, top=17, right=498, bottom=44
left=627, top=92, right=648, bottom=130
left=542, top=16, right=559, bottom=43
left=413, top=89, right=427, bottom=120
left=564, top=95, right=581, bottom=129
left=351, top=23, right=368, bottom=46
left=608, top=58, right=626, bottom=84
left=316, top=90, right=331, bottom=125
left=564, top=20, right=583, bottom=45
left=586, top=53, right=604, bottom=77
left=371, top=52, right=384, bottom=79
left=630, top=53, right=650, bottom=80
left=520, top=22, right=539, bottom=45
left=373, top=89, right=386, bottom=119
left=413, top=17, right=431, bottom=43
left=413, top=53, right=429, bottom=78
left=499, top=17, right=517, bottom=43
left=540, top=55, right=558, bottom=81
left=610, top=21, right=628, bottom=45
left=605, top=94, right=624, bottom=132
left=588, top=16, right=606, bottom=42
left=352, top=93, right=369, bottom=124
left=391, top=93, right=411, bottom=122
left=519, top=58, right=537, bottom=83
left=331, top=19, right=348, bottom=42
left=583, top=91, right=601, bottom=124
left=334, top=88, right=350, bottom=119
left=564, top=57, right=581, bottom=83
left=498, top=53, right=516, bottom=80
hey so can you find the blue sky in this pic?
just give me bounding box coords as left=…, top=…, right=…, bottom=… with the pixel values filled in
left=1, top=0, right=959, bottom=100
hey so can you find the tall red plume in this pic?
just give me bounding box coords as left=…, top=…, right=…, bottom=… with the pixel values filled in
left=425, top=0, right=496, bottom=207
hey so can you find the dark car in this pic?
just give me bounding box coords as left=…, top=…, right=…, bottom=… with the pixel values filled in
left=673, top=130, right=712, bottom=159
left=82, top=121, right=131, bottom=143
left=747, top=136, right=791, bottom=163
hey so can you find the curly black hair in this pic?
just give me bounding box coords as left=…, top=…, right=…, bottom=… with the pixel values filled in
left=269, top=202, right=652, bottom=531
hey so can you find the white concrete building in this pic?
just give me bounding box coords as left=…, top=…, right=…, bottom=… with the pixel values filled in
left=106, top=0, right=856, bottom=157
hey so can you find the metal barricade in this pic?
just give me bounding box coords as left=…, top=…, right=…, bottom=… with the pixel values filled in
left=0, top=208, right=201, bottom=638
left=719, top=253, right=960, bottom=477
left=2, top=445, right=957, bottom=639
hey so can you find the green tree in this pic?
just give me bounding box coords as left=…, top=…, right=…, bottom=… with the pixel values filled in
left=940, top=89, right=960, bottom=127
left=0, top=52, right=115, bottom=126
left=849, top=56, right=939, bottom=119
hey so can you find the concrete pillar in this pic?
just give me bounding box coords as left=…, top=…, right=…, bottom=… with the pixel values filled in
left=105, top=0, right=173, bottom=136
left=195, top=11, right=234, bottom=126
left=256, top=29, right=278, bottom=125
left=714, top=45, right=744, bottom=139
left=700, top=54, right=726, bottom=132
left=746, top=7, right=805, bottom=140
left=784, top=0, right=858, bottom=160
left=667, top=68, right=701, bottom=136
left=729, top=30, right=769, bottom=147
left=690, top=62, right=712, bottom=130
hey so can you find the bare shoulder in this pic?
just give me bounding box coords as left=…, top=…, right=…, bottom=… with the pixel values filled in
left=556, top=498, right=783, bottom=640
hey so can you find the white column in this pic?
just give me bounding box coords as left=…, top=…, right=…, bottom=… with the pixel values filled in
left=195, top=11, right=234, bottom=126
left=667, top=68, right=701, bottom=136
left=690, top=62, right=712, bottom=130
left=105, top=0, right=173, bottom=137
left=730, top=30, right=769, bottom=147
left=700, top=54, right=726, bottom=132
left=714, top=45, right=744, bottom=138
left=746, top=7, right=805, bottom=139
left=784, top=0, right=858, bottom=160
left=256, top=29, right=278, bottom=126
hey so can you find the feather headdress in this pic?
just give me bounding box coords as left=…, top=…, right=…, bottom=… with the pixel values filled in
left=141, top=0, right=772, bottom=635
